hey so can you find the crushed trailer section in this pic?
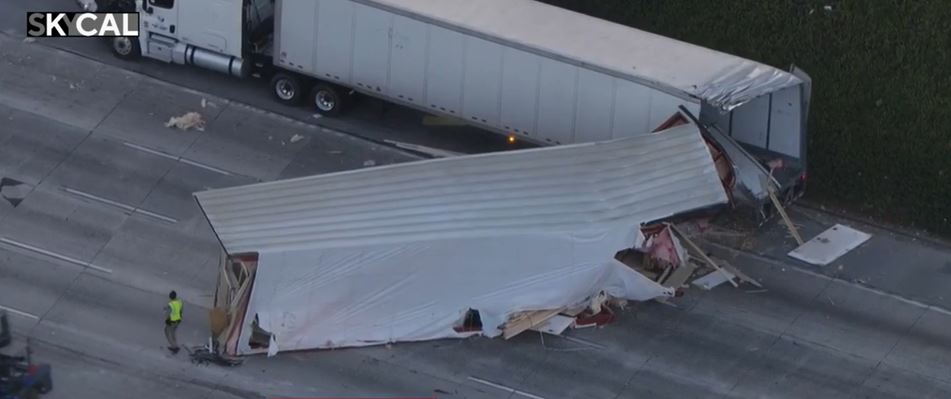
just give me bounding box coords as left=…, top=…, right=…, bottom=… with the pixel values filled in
left=195, top=123, right=730, bottom=356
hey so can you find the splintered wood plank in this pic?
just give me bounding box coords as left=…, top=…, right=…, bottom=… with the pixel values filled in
left=662, top=261, right=697, bottom=288
left=502, top=309, right=563, bottom=339
left=668, top=223, right=738, bottom=288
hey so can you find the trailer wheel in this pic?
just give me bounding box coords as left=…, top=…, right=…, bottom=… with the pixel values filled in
left=110, top=36, right=140, bottom=60
left=270, top=73, right=304, bottom=105
left=310, top=83, right=347, bottom=116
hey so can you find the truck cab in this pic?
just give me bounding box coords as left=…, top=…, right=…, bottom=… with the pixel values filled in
left=90, top=0, right=274, bottom=78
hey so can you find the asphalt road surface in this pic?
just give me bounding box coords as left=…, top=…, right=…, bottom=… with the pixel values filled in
left=1, top=3, right=951, bottom=399
left=1, top=0, right=530, bottom=157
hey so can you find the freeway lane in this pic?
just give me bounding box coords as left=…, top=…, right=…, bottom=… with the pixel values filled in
left=1, top=0, right=527, bottom=156
left=2, top=16, right=951, bottom=399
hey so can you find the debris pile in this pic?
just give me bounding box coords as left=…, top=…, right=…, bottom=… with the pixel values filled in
left=614, top=223, right=763, bottom=298
left=196, top=123, right=730, bottom=356
left=165, top=112, right=206, bottom=131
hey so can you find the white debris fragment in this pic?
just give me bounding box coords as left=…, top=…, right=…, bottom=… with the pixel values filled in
left=69, top=83, right=76, bottom=90
left=201, top=98, right=207, bottom=108
left=824, top=5, right=833, bottom=11
left=22, top=37, right=35, bottom=43
left=692, top=269, right=736, bottom=290
left=165, top=112, right=206, bottom=131
left=290, top=134, right=305, bottom=143
left=788, top=224, right=871, bottom=266
left=312, top=114, right=323, bottom=119
left=363, top=160, right=376, bottom=167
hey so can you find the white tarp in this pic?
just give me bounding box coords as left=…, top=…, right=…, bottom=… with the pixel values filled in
left=246, top=233, right=672, bottom=354
left=196, top=124, right=729, bottom=355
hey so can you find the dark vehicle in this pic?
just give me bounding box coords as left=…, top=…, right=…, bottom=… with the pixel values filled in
left=0, top=312, right=52, bottom=399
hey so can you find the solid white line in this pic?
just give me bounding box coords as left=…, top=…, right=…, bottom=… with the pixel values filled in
left=64, top=187, right=134, bottom=211
left=467, top=376, right=546, bottom=399
left=122, top=141, right=232, bottom=176
left=0, top=237, right=113, bottom=274
left=704, top=240, right=951, bottom=318
left=178, top=158, right=233, bottom=176
left=62, top=187, right=178, bottom=224
left=133, top=208, right=179, bottom=224
left=122, top=141, right=176, bottom=159
left=0, top=305, right=40, bottom=320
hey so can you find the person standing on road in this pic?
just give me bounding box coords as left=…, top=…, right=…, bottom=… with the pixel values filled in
left=164, top=291, right=183, bottom=354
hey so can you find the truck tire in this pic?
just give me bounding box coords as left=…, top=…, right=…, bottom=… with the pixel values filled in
left=270, top=73, right=304, bottom=105
left=310, top=83, right=348, bottom=116
left=111, top=36, right=140, bottom=60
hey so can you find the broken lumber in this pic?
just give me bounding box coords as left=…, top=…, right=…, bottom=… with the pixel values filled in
left=719, top=260, right=763, bottom=288
left=767, top=186, right=804, bottom=246
left=661, top=260, right=697, bottom=288
left=667, top=224, right=738, bottom=288
left=502, top=309, right=563, bottom=339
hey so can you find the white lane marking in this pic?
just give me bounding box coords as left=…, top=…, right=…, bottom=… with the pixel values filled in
left=178, top=157, right=233, bottom=176
left=558, top=334, right=607, bottom=350
left=62, top=187, right=178, bottom=224
left=0, top=237, right=113, bottom=274
left=122, top=142, right=232, bottom=176
left=704, top=241, right=951, bottom=318
left=0, top=305, right=40, bottom=320
left=467, top=376, right=546, bottom=399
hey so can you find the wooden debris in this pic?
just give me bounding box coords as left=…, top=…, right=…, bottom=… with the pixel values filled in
left=562, top=306, right=587, bottom=317
left=718, top=260, right=763, bottom=288
left=763, top=176, right=804, bottom=246
left=209, top=307, right=229, bottom=336
left=661, top=260, right=697, bottom=288
left=692, top=269, right=736, bottom=290
left=502, top=308, right=563, bottom=339
left=657, top=264, right=674, bottom=285
left=529, top=315, right=576, bottom=335
left=667, top=223, right=738, bottom=288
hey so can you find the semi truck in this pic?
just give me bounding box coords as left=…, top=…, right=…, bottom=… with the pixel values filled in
left=79, top=0, right=812, bottom=215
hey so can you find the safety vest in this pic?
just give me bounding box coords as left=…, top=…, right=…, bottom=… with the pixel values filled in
left=168, top=299, right=182, bottom=322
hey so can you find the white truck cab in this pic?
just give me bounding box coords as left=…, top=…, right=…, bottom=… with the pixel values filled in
left=95, top=0, right=273, bottom=78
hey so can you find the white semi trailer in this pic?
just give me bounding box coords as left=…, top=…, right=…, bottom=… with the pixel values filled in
left=81, top=0, right=812, bottom=211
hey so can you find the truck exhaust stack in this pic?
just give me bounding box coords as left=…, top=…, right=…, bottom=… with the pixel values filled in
left=173, top=44, right=247, bottom=78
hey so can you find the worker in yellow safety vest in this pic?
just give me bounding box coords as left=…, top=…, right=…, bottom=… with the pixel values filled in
left=164, top=290, right=183, bottom=354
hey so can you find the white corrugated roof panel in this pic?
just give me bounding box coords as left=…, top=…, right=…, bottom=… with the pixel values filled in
left=195, top=124, right=727, bottom=255
left=360, top=0, right=802, bottom=109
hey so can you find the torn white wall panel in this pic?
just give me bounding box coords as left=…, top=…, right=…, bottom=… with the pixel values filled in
left=788, top=224, right=872, bottom=266
left=196, top=124, right=729, bottom=355
left=704, top=125, right=777, bottom=201
left=196, top=124, right=727, bottom=255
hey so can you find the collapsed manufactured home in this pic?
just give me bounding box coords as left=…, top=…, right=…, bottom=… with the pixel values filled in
left=195, top=123, right=729, bottom=356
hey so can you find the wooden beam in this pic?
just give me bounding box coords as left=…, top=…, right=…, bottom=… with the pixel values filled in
left=719, top=260, right=763, bottom=288
left=667, top=224, right=738, bottom=288
left=768, top=186, right=805, bottom=246
left=662, top=261, right=697, bottom=288
left=502, top=309, right=563, bottom=339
